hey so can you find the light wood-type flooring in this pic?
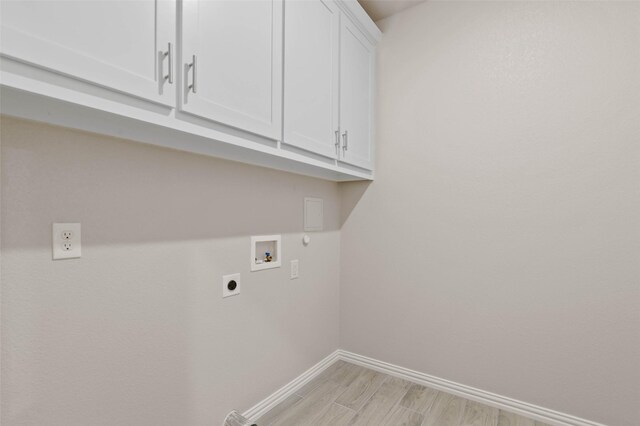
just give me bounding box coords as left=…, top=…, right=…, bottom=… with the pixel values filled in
left=256, top=361, right=550, bottom=426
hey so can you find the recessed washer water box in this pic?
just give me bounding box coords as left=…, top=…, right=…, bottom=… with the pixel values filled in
left=251, top=235, right=281, bottom=271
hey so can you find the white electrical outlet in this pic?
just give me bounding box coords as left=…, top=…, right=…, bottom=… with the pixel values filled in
left=52, top=223, right=81, bottom=260
left=290, top=260, right=299, bottom=279
left=222, top=273, right=241, bottom=298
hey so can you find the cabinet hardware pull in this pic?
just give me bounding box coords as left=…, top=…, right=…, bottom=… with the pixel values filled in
left=188, top=55, right=198, bottom=94
left=342, top=130, right=348, bottom=151
left=335, top=129, right=341, bottom=154
left=160, top=42, right=173, bottom=84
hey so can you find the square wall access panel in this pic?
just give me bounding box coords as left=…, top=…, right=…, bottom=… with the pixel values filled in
left=304, top=197, right=323, bottom=231
left=251, top=235, right=281, bottom=271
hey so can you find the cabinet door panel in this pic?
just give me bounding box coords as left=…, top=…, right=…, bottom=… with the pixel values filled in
left=339, top=18, right=374, bottom=170
left=283, top=0, right=340, bottom=158
left=181, top=0, right=283, bottom=140
left=0, top=0, right=175, bottom=106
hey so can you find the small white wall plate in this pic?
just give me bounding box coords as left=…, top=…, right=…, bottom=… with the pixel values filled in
left=251, top=235, right=282, bottom=271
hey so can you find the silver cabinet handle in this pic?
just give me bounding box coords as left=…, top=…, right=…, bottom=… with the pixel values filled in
left=188, top=55, right=197, bottom=94
left=335, top=129, right=340, bottom=154
left=167, top=43, right=173, bottom=84
left=342, top=130, right=348, bottom=151
left=160, top=42, right=173, bottom=84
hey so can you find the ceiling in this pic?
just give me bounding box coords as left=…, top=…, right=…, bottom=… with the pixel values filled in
left=357, top=0, right=427, bottom=22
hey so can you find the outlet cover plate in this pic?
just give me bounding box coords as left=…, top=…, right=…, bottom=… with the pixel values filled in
left=222, top=273, right=241, bottom=298
left=52, top=223, right=81, bottom=260
left=290, top=260, right=299, bottom=279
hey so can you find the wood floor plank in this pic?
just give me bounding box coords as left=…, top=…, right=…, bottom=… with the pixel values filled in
left=272, top=380, right=346, bottom=426
left=400, top=384, right=439, bottom=414
left=295, top=361, right=345, bottom=397
left=497, top=411, right=549, bottom=426
left=260, top=363, right=552, bottom=426
left=382, top=405, right=424, bottom=426
left=313, top=403, right=356, bottom=426
left=329, top=361, right=367, bottom=387
left=255, top=394, right=303, bottom=426
left=335, top=368, right=387, bottom=411
left=460, top=401, right=498, bottom=426
left=295, top=375, right=328, bottom=398
left=348, top=377, right=413, bottom=425
left=321, top=360, right=350, bottom=380
left=422, top=392, right=466, bottom=426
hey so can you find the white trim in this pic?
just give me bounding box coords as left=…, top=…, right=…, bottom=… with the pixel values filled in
left=0, top=79, right=373, bottom=182
left=338, top=351, right=607, bottom=426
left=242, top=350, right=341, bottom=421
left=334, top=0, right=382, bottom=44
left=242, top=349, right=607, bottom=426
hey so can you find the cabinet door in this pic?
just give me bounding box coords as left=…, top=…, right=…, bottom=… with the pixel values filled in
left=283, top=0, right=340, bottom=158
left=181, top=0, right=283, bottom=140
left=0, top=0, right=175, bottom=106
left=339, top=18, right=374, bottom=170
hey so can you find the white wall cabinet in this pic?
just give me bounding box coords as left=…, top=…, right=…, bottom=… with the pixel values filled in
left=180, top=0, right=283, bottom=140
left=0, top=0, right=176, bottom=106
left=338, top=17, right=375, bottom=170
left=284, top=0, right=375, bottom=171
left=0, top=0, right=379, bottom=181
left=283, top=0, right=341, bottom=159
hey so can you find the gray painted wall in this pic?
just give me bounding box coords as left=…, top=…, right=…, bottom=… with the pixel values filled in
left=1, top=117, right=341, bottom=425
left=340, top=2, right=640, bottom=425
left=2, top=2, right=639, bottom=425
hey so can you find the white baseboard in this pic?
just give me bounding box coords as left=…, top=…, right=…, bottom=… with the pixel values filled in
left=242, top=350, right=341, bottom=421
left=243, top=349, right=606, bottom=426
left=338, top=350, right=606, bottom=426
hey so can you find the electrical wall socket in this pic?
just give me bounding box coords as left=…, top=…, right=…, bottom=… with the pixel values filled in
left=52, top=223, right=81, bottom=260
left=290, top=260, right=299, bottom=279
